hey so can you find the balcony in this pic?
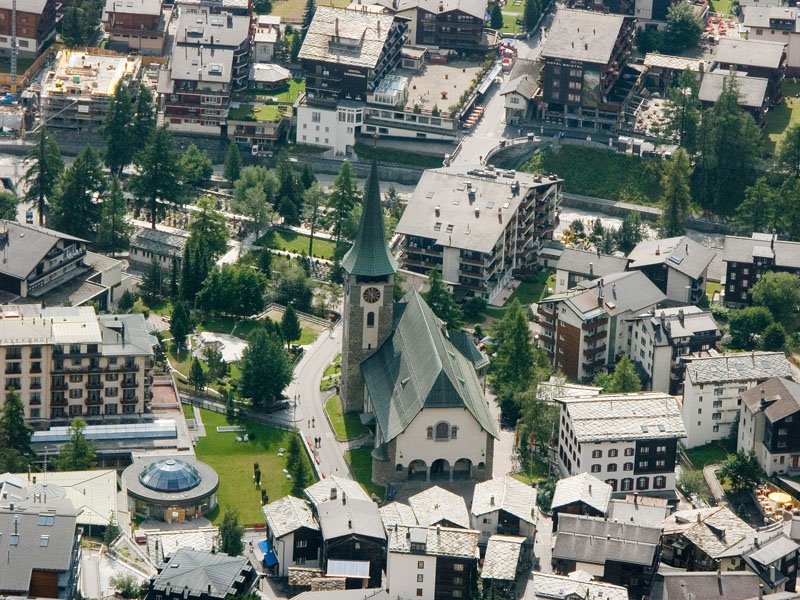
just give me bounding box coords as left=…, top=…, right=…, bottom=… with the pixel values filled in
left=582, top=359, right=606, bottom=371
left=86, top=396, right=103, bottom=406
left=51, top=396, right=68, bottom=407
left=86, top=380, right=104, bottom=390
left=52, top=382, right=68, bottom=391
left=584, top=330, right=607, bottom=344
left=583, top=345, right=607, bottom=358
left=121, top=395, right=139, bottom=404
left=582, top=317, right=609, bottom=332
left=5, top=365, right=21, bottom=375
left=122, top=379, right=138, bottom=389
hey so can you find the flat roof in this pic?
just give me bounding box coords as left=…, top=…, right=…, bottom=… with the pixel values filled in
left=176, top=7, right=251, bottom=48
left=170, top=46, right=234, bottom=83
left=103, top=0, right=162, bottom=17
left=44, top=51, right=139, bottom=98
left=541, top=9, right=626, bottom=65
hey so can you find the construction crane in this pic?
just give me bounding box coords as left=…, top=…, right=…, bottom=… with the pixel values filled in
left=10, top=0, right=16, bottom=96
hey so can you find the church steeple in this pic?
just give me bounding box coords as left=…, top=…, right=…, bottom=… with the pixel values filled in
left=341, top=158, right=397, bottom=277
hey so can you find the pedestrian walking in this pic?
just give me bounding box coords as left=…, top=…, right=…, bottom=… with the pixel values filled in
left=312, top=417, right=315, bottom=427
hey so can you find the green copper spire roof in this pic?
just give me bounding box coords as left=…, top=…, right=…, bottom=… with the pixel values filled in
left=341, top=158, right=397, bottom=277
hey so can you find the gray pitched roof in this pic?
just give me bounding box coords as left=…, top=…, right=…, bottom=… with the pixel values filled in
left=317, top=498, right=386, bottom=541
left=0, top=0, right=49, bottom=12
left=651, top=571, right=762, bottom=600
left=294, top=590, right=390, bottom=600
left=685, top=352, right=791, bottom=385
left=742, top=5, right=799, bottom=29
left=0, top=499, right=79, bottom=594
left=387, top=525, right=479, bottom=558
left=152, top=548, right=252, bottom=597
left=362, top=289, right=498, bottom=442
left=500, top=75, right=539, bottom=100
left=262, top=495, right=319, bottom=539
left=553, top=514, right=661, bottom=566
left=304, top=476, right=371, bottom=508
left=131, top=227, right=190, bottom=257
left=723, top=233, right=800, bottom=268
left=379, top=501, right=418, bottom=529
left=408, top=486, right=470, bottom=528
left=551, top=473, right=611, bottom=514
left=559, top=392, right=686, bottom=443
left=530, top=572, right=628, bottom=600
left=633, top=306, right=720, bottom=348
left=699, top=70, right=769, bottom=109
left=714, top=37, right=786, bottom=70
left=606, top=496, right=671, bottom=528
left=555, top=248, right=629, bottom=279
left=481, top=535, right=524, bottom=581
left=471, top=476, right=537, bottom=524
left=0, top=220, right=87, bottom=281
left=741, top=377, right=800, bottom=423
left=541, top=10, right=626, bottom=65
left=627, top=236, right=715, bottom=280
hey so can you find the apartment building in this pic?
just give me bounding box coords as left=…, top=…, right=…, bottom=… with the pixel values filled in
left=682, top=351, right=791, bottom=449
left=253, top=15, right=281, bottom=62
left=627, top=306, right=721, bottom=395
left=627, top=236, right=715, bottom=304
left=386, top=525, right=480, bottom=600
left=396, top=167, right=562, bottom=303
left=556, top=392, right=686, bottom=496
left=0, top=305, right=155, bottom=427
left=722, top=233, right=800, bottom=308
left=0, top=0, right=57, bottom=58
left=712, top=37, right=786, bottom=107
left=743, top=5, right=800, bottom=74
left=42, top=51, right=141, bottom=131
left=554, top=248, right=629, bottom=293
left=102, top=0, right=172, bottom=55
left=537, top=270, right=666, bottom=382
left=739, top=377, right=800, bottom=477
left=539, top=10, right=636, bottom=131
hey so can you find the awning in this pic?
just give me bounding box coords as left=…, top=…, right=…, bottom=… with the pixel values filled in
left=326, top=559, right=370, bottom=578
left=258, top=539, right=278, bottom=568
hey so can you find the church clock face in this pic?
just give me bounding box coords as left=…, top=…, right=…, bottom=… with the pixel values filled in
left=363, top=287, right=381, bottom=304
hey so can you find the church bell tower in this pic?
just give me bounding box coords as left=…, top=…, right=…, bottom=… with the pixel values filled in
left=339, top=158, right=397, bottom=414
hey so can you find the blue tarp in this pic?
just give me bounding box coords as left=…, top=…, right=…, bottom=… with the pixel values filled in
left=258, top=539, right=278, bottom=568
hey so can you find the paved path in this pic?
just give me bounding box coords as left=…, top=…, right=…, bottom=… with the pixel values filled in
left=703, top=463, right=729, bottom=507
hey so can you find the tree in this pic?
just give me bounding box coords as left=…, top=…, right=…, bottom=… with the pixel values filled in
left=778, top=122, right=800, bottom=177
left=240, top=328, right=293, bottom=411
left=104, top=511, right=122, bottom=547
left=179, top=145, right=213, bottom=189
left=659, top=148, right=692, bottom=237
left=140, top=256, right=163, bottom=305
left=523, top=0, right=541, bottom=31
left=197, top=264, right=268, bottom=317
left=170, top=301, right=191, bottom=350
left=490, top=300, right=534, bottom=422
left=511, top=348, right=554, bottom=462
left=54, top=418, right=97, bottom=471
left=0, top=389, right=33, bottom=460
left=677, top=470, right=713, bottom=504
left=180, top=235, right=214, bottom=301
left=219, top=508, right=244, bottom=556
left=696, top=76, right=763, bottom=214
left=0, top=191, right=18, bottom=221
left=281, top=306, right=302, bottom=350
left=109, top=574, right=141, bottom=599
left=254, top=0, right=272, bottom=13
left=490, top=3, right=504, bottom=29
left=61, top=6, right=92, bottom=47
left=424, top=269, right=463, bottom=330
left=464, top=296, right=487, bottom=322
left=752, top=271, right=800, bottom=329
left=49, top=146, right=106, bottom=238
left=300, top=163, right=317, bottom=190
left=272, top=261, right=313, bottom=311
left=328, top=161, right=360, bottom=244
left=287, top=435, right=309, bottom=496
left=302, top=184, right=325, bottom=257
left=103, top=84, right=134, bottom=176
left=96, top=176, right=132, bottom=256
left=118, top=290, right=135, bottom=312
left=205, top=346, right=229, bottom=380
left=615, top=212, right=645, bottom=253
left=637, top=27, right=664, bottom=53
left=594, top=356, right=642, bottom=393
left=290, top=32, right=303, bottom=63
left=257, top=248, right=272, bottom=277
left=729, top=306, right=773, bottom=349
left=190, top=358, right=207, bottom=393
left=720, top=450, right=763, bottom=490
left=224, top=143, right=242, bottom=183
left=189, top=196, right=229, bottom=259
left=761, top=322, right=786, bottom=351
left=131, top=84, right=156, bottom=155
left=23, top=127, right=64, bottom=226
left=129, top=126, right=184, bottom=228
left=303, top=0, right=316, bottom=30
left=733, top=177, right=780, bottom=237
left=232, top=166, right=276, bottom=237
left=664, top=1, right=703, bottom=53
left=663, top=69, right=701, bottom=154
left=275, top=151, right=303, bottom=225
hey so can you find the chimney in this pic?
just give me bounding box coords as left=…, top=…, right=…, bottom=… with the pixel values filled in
left=589, top=262, right=594, bottom=276
left=498, top=208, right=502, bottom=223
left=335, top=17, right=339, bottom=38
left=475, top=208, right=480, bottom=218
left=772, top=233, right=776, bottom=250
left=678, top=308, right=685, bottom=324
left=770, top=565, right=777, bottom=583
left=655, top=245, right=660, bottom=256
left=348, top=519, right=352, bottom=529
left=208, top=585, right=212, bottom=594
left=697, top=512, right=702, bottom=523
left=342, top=492, right=347, bottom=505
left=377, top=20, right=381, bottom=36
left=330, top=487, right=337, bottom=500
left=685, top=243, right=689, bottom=254
left=589, top=484, right=592, bottom=494
left=759, top=585, right=765, bottom=600
left=584, top=42, right=588, bottom=51
left=435, top=205, right=440, bottom=217
left=612, top=283, right=617, bottom=299
left=633, top=492, right=638, bottom=505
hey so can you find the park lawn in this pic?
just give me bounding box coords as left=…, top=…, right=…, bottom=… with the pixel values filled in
left=195, top=409, right=317, bottom=526
left=168, top=347, right=192, bottom=378
left=345, top=448, right=385, bottom=501
left=298, top=326, right=320, bottom=345
left=324, top=355, right=342, bottom=378
left=498, top=12, right=524, bottom=33
left=325, top=395, right=369, bottom=441
left=260, top=228, right=339, bottom=260
left=765, top=95, right=800, bottom=154
left=524, top=147, right=663, bottom=204
left=269, top=0, right=349, bottom=18
left=684, top=442, right=733, bottom=469
left=710, top=0, right=732, bottom=15
left=508, top=271, right=554, bottom=306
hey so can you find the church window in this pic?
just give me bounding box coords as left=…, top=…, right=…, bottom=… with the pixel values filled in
left=451, top=426, right=458, bottom=439
left=367, top=312, right=375, bottom=328
left=435, top=422, right=449, bottom=440
left=396, top=463, right=403, bottom=471
left=427, top=427, right=433, bottom=439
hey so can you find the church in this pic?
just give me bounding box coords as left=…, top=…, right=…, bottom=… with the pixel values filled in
left=339, top=160, right=498, bottom=486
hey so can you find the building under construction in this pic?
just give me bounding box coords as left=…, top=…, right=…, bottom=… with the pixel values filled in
left=41, top=50, right=141, bottom=131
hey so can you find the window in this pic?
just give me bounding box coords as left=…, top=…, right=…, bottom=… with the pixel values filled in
left=624, top=462, right=633, bottom=471
left=296, top=540, right=307, bottom=548
left=607, top=463, right=617, bottom=472
left=636, top=477, right=649, bottom=490
left=427, top=427, right=433, bottom=439
left=435, top=422, right=449, bottom=440
left=624, top=448, right=634, bottom=456
left=656, top=445, right=666, bottom=453
left=39, top=535, right=49, bottom=547
left=655, top=460, right=666, bottom=467
left=714, top=387, right=724, bottom=396
left=418, top=561, right=424, bottom=569
left=712, top=412, right=722, bottom=420
left=453, top=591, right=463, bottom=598
left=416, top=590, right=423, bottom=597
left=69, top=374, right=83, bottom=383
left=640, top=446, right=650, bottom=454
left=69, top=388, right=83, bottom=399
left=451, top=426, right=458, bottom=439
left=608, top=449, right=618, bottom=458
left=592, top=449, right=602, bottom=458
left=366, top=312, right=375, bottom=328
left=453, top=564, right=464, bottom=572
left=713, top=400, right=722, bottom=408
left=591, top=464, right=601, bottom=473
left=654, top=476, right=666, bottom=489
left=10, top=534, right=18, bottom=546
left=312, top=111, right=321, bottom=123
left=638, top=460, right=648, bottom=468
left=621, top=478, right=633, bottom=491
left=417, top=574, right=424, bottom=582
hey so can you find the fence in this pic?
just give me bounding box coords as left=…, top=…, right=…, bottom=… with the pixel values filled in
left=179, top=391, right=295, bottom=432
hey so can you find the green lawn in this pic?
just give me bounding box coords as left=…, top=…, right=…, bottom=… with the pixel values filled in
left=684, top=442, right=734, bottom=469
left=260, top=228, right=339, bottom=260
left=182, top=402, right=195, bottom=420
left=512, top=458, right=549, bottom=484
left=195, top=409, right=317, bottom=526
left=706, top=281, right=722, bottom=302
left=765, top=93, right=800, bottom=154
left=325, top=395, right=369, bottom=441
left=323, top=355, right=341, bottom=378
left=228, top=103, right=284, bottom=123
left=508, top=271, right=555, bottom=306
left=196, top=318, right=262, bottom=338
left=168, top=347, right=192, bottom=378
left=498, top=12, right=524, bottom=33
left=298, top=326, right=319, bottom=345
left=353, top=143, right=445, bottom=169
left=345, top=448, right=385, bottom=501
left=524, top=147, right=663, bottom=204
left=0, top=57, right=35, bottom=75
left=710, top=0, right=732, bottom=15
